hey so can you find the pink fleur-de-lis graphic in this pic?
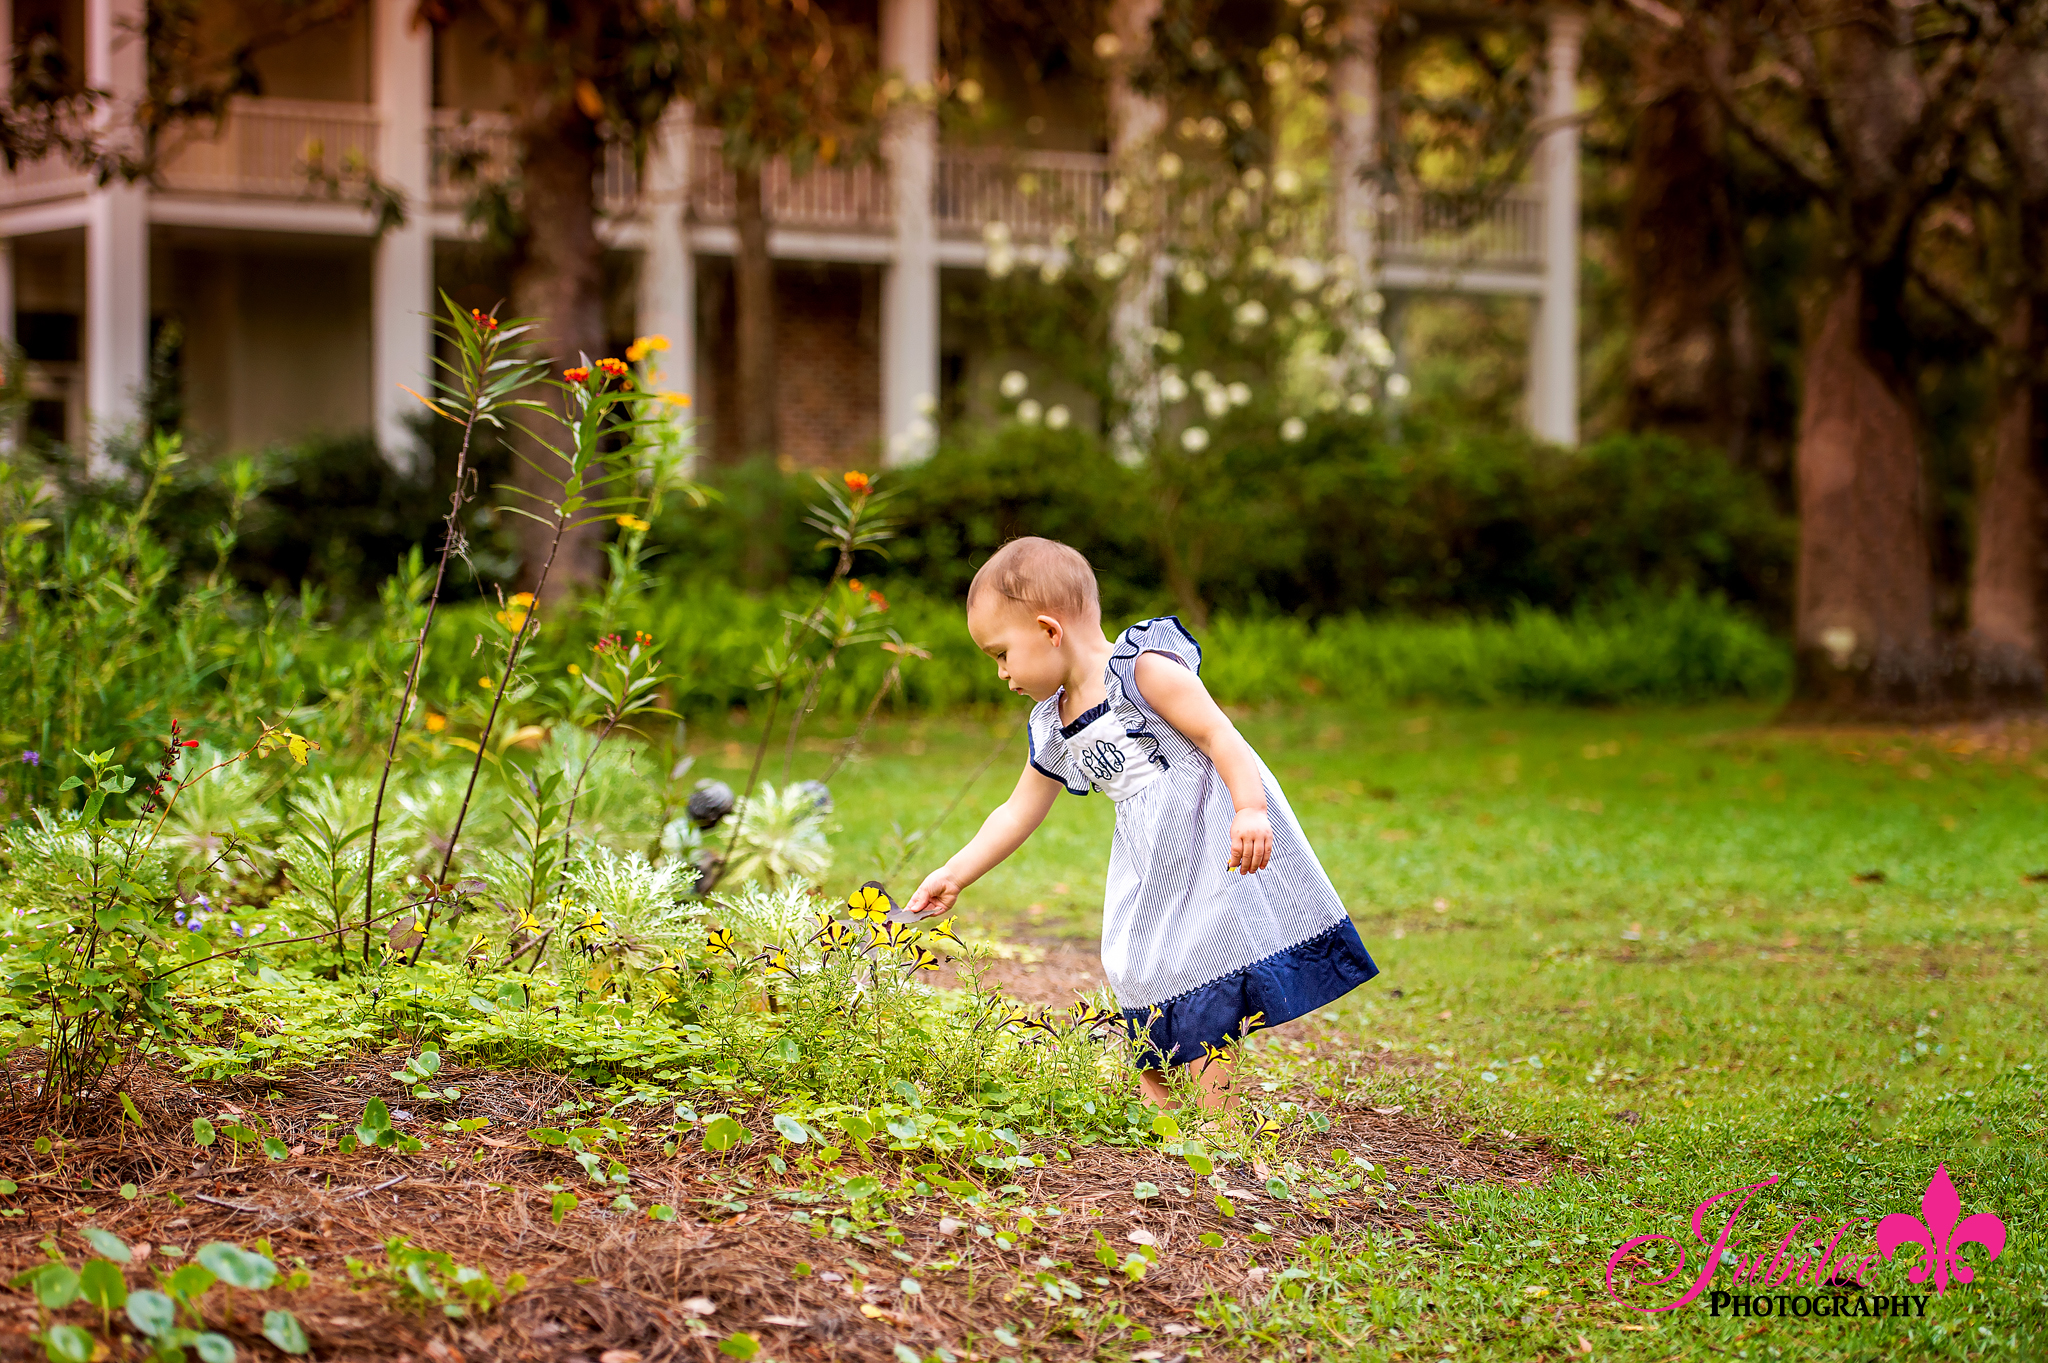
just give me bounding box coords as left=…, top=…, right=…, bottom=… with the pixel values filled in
left=1875, top=1164, right=2006, bottom=1294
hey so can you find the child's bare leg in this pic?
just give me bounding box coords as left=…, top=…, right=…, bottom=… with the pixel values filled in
left=1138, top=1055, right=1239, bottom=1111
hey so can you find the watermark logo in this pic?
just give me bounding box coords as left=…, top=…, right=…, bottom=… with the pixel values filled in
left=1875, top=1164, right=2006, bottom=1294
left=1604, top=1165, right=2006, bottom=1318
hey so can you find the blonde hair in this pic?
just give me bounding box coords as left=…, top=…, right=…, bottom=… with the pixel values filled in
left=968, top=537, right=1101, bottom=622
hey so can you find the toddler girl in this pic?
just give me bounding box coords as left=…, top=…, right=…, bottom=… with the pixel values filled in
left=905, top=537, right=1378, bottom=1108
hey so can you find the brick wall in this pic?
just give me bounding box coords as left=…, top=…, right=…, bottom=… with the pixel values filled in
left=700, top=259, right=881, bottom=468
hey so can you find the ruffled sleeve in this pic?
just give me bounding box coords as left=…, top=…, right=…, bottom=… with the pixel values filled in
left=1107, top=616, right=1204, bottom=701
left=1027, top=696, right=1090, bottom=795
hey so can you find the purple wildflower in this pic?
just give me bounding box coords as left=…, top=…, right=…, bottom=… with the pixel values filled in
left=19, top=751, right=38, bottom=766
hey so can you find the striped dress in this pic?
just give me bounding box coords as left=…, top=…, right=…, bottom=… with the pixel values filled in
left=1027, top=617, right=1378, bottom=1066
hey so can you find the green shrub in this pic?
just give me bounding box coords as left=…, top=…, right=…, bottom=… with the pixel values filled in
left=650, top=421, right=1794, bottom=626
left=452, top=581, right=1788, bottom=717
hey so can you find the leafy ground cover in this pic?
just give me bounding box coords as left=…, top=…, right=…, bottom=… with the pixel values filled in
left=5, top=700, right=2045, bottom=1362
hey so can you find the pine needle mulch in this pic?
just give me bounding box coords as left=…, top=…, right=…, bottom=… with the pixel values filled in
left=0, top=1052, right=1571, bottom=1363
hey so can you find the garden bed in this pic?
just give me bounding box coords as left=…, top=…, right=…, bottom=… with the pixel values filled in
left=0, top=1053, right=1566, bottom=1362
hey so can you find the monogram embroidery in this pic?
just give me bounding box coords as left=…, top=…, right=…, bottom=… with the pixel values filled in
left=1076, top=737, right=1127, bottom=785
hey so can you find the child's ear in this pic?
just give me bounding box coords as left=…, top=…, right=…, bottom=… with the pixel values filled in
left=1037, top=614, right=1064, bottom=647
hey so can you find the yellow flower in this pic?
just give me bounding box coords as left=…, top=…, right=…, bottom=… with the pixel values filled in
left=509, top=592, right=535, bottom=607
left=659, top=391, right=693, bottom=408
left=845, top=882, right=895, bottom=922
left=479, top=676, right=495, bottom=690
left=615, top=514, right=651, bottom=532
left=567, top=663, right=581, bottom=676
left=625, top=334, right=670, bottom=362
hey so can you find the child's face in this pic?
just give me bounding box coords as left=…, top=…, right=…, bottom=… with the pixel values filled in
left=967, top=594, right=1069, bottom=702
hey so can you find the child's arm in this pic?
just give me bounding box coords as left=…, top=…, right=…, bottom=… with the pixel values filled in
left=1132, top=652, right=1274, bottom=874
left=905, top=764, right=1064, bottom=916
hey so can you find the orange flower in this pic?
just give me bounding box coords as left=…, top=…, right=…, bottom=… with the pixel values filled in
left=598, top=357, right=629, bottom=378
left=425, top=712, right=448, bottom=733
left=469, top=308, right=498, bottom=331
left=868, top=590, right=888, bottom=611
left=633, top=630, right=654, bottom=646
left=616, top=514, right=652, bottom=532
left=843, top=469, right=872, bottom=495
left=848, top=578, right=864, bottom=594
left=564, top=366, right=591, bottom=383
left=625, top=334, right=670, bottom=362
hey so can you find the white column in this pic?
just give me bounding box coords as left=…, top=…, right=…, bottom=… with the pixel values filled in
left=373, top=0, right=433, bottom=473
left=637, top=108, right=696, bottom=418
left=1530, top=6, right=1583, bottom=446
left=1330, top=0, right=1380, bottom=287
left=1106, top=0, right=1165, bottom=464
left=84, top=0, right=148, bottom=446
left=881, top=0, right=938, bottom=465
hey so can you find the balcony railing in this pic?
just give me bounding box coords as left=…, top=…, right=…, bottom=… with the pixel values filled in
left=0, top=153, right=94, bottom=207
left=1, top=106, right=1547, bottom=278
left=934, top=147, right=1111, bottom=241
left=1378, top=185, right=1544, bottom=273
left=158, top=97, right=382, bottom=199
left=684, top=128, right=892, bottom=234
left=430, top=110, right=639, bottom=217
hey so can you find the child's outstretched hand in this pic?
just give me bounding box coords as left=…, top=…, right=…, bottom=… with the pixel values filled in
left=1228, top=807, right=1273, bottom=876
left=904, top=866, right=965, bottom=918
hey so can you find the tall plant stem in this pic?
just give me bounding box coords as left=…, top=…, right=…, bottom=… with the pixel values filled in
left=360, top=392, right=486, bottom=964
left=554, top=710, right=626, bottom=892
left=816, top=660, right=902, bottom=786
left=406, top=502, right=574, bottom=966
left=886, top=711, right=1027, bottom=882
left=714, top=682, right=785, bottom=885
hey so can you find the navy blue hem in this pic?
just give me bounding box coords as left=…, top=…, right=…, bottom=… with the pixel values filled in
left=1060, top=698, right=1113, bottom=737
left=1120, top=918, right=1379, bottom=1068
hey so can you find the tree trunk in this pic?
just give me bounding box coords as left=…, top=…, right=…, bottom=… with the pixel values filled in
left=1622, top=40, right=1755, bottom=458
left=1965, top=284, right=2048, bottom=705
left=509, top=93, right=608, bottom=589
left=733, top=161, right=778, bottom=461
left=1970, top=47, right=2048, bottom=706
left=1790, top=268, right=1940, bottom=715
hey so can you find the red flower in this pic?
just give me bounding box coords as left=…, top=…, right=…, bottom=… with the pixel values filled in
left=868, top=590, right=888, bottom=611
left=182, top=739, right=200, bottom=748
left=598, top=357, right=629, bottom=378
left=564, top=366, right=591, bottom=383
left=847, top=578, right=864, bottom=593
left=469, top=308, right=499, bottom=331
left=843, top=470, right=872, bottom=495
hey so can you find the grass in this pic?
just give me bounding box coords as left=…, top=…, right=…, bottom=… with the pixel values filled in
left=716, top=699, right=2048, bottom=1361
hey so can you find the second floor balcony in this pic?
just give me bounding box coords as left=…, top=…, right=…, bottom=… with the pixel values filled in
left=0, top=96, right=1547, bottom=282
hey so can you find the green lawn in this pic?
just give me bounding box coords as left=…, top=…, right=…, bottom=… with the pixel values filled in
left=712, top=700, right=2048, bottom=1361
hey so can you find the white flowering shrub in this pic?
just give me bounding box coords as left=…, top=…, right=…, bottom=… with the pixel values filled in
left=974, top=26, right=1396, bottom=468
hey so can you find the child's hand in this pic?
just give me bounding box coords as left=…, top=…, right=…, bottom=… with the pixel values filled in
left=904, top=867, right=965, bottom=918
left=1228, top=807, right=1273, bottom=875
